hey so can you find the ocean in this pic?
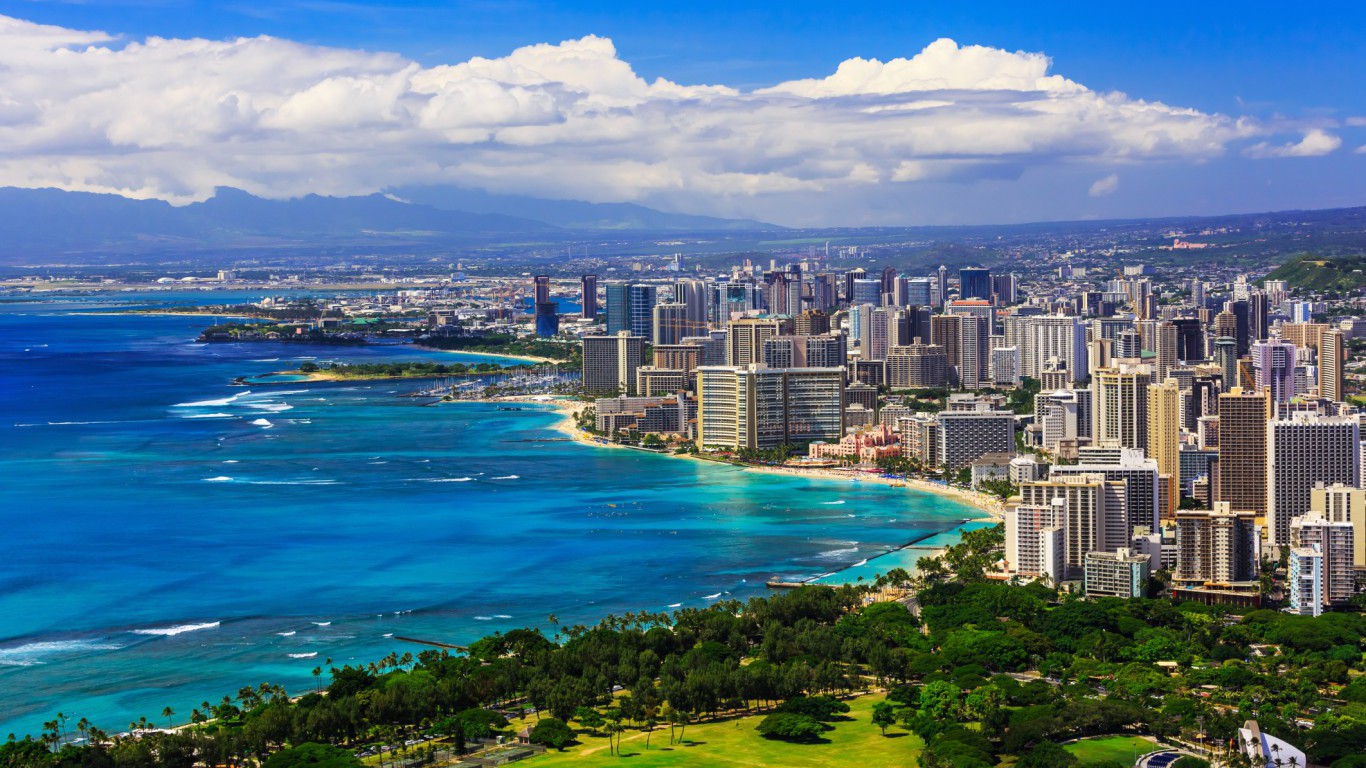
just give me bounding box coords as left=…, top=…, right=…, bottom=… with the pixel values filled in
left=0, top=290, right=982, bottom=736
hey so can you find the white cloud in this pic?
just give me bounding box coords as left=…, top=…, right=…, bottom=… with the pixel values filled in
left=0, top=14, right=1270, bottom=215
left=1346, top=116, right=1366, bottom=127
left=1243, top=128, right=1342, bottom=159
left=1089, top=173, right=1119, bottom=197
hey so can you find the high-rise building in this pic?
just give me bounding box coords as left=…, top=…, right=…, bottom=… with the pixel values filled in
left=1092, top=363, right=1152, bottom=451
left=851, top=278, right=882, bottom=307
left=580, top=274, right=599, bottom=319
left=931, top=314, right=964, bottom=387
left=1050, top=449, right=1159, bottom=546
left=1174, top=504, right=1260, bottom=585
left=1084, top=548, right=1150, bottom=598
left=1005, top=503, right=1066, bottom=582
left=886, top=341, right=948, bottom=388
left=534, top=302, right=560, bottom=337
left=991, top=346, right=1020, bottom=386
left=1152, top=322, right=1178, bottom=381
left=1267, top=414, right=1360, bottom=547
left=582, top=332, right=646, bottom=395
left=1018, top=474, right=1128, bottom=577
left=904, top=277, right=933, bottom=307
left=605, top=283, right=657, bottom=338
left=992, top=273, right=1018, bottom=305
left=653, top=344, right=701, bottom=377
left=1311, top=483, right=1366, bottom=570
left=937, top=411, right=1015, bottom=470
left=1171, top=318, right=1204, bottom=362
left=1032, top=315, right=1089, bottom=382
left=652, top=303, right=690, bottom=345
left=813, top=273, right=837, bottom=311
left=1320, top=329, right=1346, bottom=402
left=936, top=265, right=948, bottom=308
left=1290, top=511, right=1356, bottom=609
left=1213, top=336, right=1239, bottom=386
left=957, top=315, right=989, bottom=388
left=795, top=309, right=831, bottom=336
left=1148, top=378, right=1182, bottom=518
left=673, top=279, right=710, bottom=332
left=635, top=366, right=688, bottom=397
left=1287, top=545, right=1325, bottom=616
left=1115, top=329, right=1142, bottom=359
left=1217, top=387, right=1272, bottom=517
left=1251, top=340, right=1297, bottom=407
left=726, top=318, right=782, bottom=367
left=960, top=267, right=992, bottom=301
left=696, top=366, right=845, bottom=450
left=1213, top=308, right=1238, bottom=349
left=1035, top=388, right=1092, bottom=452
left=841, top=268, right=867, bottom=307
left=804, top=334, right=847, bottom=368
left=533, top=274, right=551, bottom=305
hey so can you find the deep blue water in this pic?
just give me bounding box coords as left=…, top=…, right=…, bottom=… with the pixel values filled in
left=0, top=291, right=979, bottom=737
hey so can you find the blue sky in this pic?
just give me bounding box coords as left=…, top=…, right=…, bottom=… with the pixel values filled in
left=1, top=0, right=1363, bottom=225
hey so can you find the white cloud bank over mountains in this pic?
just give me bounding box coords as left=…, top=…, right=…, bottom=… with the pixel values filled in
left=0, top=14, right=1346, bottom=223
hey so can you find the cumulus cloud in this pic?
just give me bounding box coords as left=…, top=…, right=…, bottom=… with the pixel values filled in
left=0, top=14, right=1286, bottom=213
left=1243, top=128, right=1342, bottom=159
left=1089, top=173, right=1119, bottom=197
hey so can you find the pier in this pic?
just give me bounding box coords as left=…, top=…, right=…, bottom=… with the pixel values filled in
left=393, top=635, right=467, bottom=652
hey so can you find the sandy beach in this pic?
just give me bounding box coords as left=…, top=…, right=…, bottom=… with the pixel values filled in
left=486, top=395, right=1005, bottom=523
left=412, top=344, right=562, bottom=365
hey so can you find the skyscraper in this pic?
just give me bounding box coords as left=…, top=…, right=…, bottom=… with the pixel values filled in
left=673, top=279, right=710, bottom=332
left=1251, top=340, right=1296, bottom=407
left=1320, top=329, right=1346, bottom=402
left=605, top=283, right=657, bottom=338
left=1216, top=387, right=1272, bottom=516
left=1018, top=474, right=1128, bottom=577
left=1214, top=336, right=1239, bottom=386
left=652, top=303, right=690, bottom=346
left=582, top=332, right=646, bottom=395
left=936, top=265, right=948, bottom=308
left=725, top=318, right=782, bottom=367
left=696, top=366, right=844, bottom=450
left=1148, top=378, right=1182, bottom=518
left=959, top=267, right=992, bottom=301
left=1290, top=512, right=1356, bottom=609
left=851, top=278, right=882, bottom=307
left=1174, top=504, right=1259, bottom=585
left=1267, top=414, right=1360, bottom=547
left=1091, top=363, right=1152, bottom=451
left=533, top=274, right=551, bottom=305
left=580, top=274, right=599, bottom=319
left=1311, top=483, right=1366, bottom=570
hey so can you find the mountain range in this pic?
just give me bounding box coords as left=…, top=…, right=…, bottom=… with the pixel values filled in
left=0, top=186, right=778, bottom=261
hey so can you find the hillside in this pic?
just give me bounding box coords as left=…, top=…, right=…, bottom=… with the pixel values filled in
left=1263, top=253, right=1366, bottom=293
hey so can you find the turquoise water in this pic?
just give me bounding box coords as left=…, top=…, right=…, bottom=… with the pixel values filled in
left=0, top=291, right=980, bottom=736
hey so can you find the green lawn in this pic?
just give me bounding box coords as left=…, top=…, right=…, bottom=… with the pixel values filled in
left=522, top=695, right=923, bottom=768
left=1063, top=735, right=1156, bottom=765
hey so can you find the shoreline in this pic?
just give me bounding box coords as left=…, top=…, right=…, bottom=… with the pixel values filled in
left=411, top=343, right=562, bottom=365
left=472, top=395, right=1003, bottom=583
left=482, top=395, right=1005, bottom=521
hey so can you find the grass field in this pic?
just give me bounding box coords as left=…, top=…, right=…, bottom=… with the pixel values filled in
left=1063, top=734, right=1156, bottom=765
left=519, top=695, right=923, bottom=768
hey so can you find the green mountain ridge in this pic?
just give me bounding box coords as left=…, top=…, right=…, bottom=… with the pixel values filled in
left=1263, top=253, right=1366, bottom=292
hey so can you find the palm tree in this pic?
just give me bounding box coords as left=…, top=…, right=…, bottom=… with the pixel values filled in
left=162, top=707, right=175, bottom=729
left=312, top=666, right=323, bottom=691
